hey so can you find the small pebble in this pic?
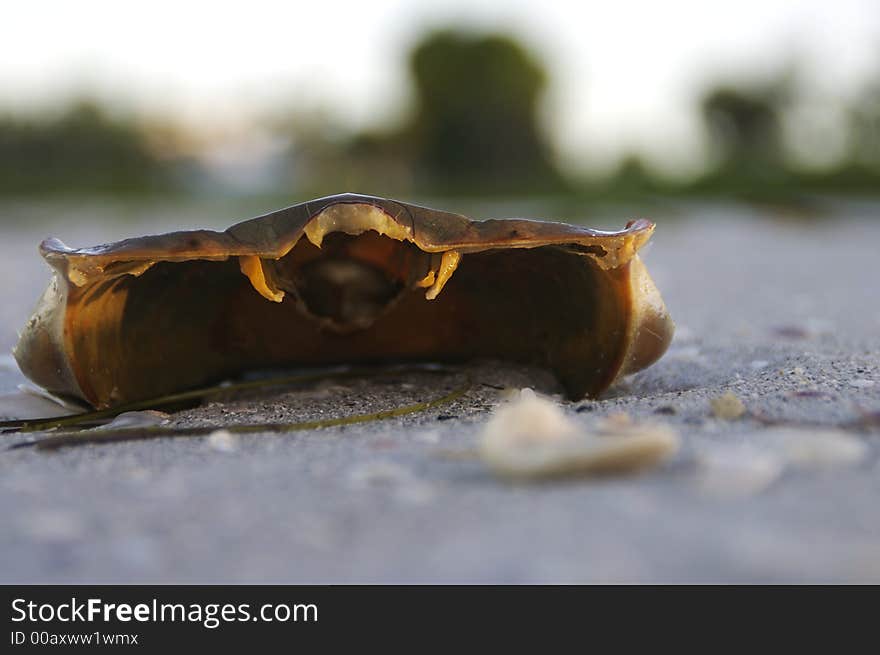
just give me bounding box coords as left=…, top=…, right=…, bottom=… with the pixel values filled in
left=653, top=405, right=677, bottom=415
left=207, top=429, right=239, bottom=453
left=710, top=392, right=747, bottom=420
left=788, top=389, right=830, bottom=399
left=772, top=325, right=810, bottom=340
left=850, top=379, right=875, bottom=389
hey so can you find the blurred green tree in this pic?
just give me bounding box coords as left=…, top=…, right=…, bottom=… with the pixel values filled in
left=405, top=30, right=561, bottom=192
left=701, top=85, right=786, bottom=173
left=0, top=100, right=167, bottom=194
left=849, top=81, right=880, bottom=172
left=692, top=79, right=799, bottom=198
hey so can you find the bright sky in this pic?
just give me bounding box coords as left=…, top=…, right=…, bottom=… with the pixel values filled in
left=3, top=0, right=879, bottom=174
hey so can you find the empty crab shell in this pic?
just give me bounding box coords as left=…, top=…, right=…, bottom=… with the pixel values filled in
left=14, top=194, right=674, bottom=409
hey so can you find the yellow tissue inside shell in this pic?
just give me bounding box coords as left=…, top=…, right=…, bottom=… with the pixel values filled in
left=239, top=202, right=462, bottom=307
left=303, top=203, right=413, bottom=248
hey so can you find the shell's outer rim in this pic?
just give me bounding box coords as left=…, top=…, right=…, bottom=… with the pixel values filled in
left=617, top=255, right=676, bottom=379
left=20, top=194, right=670, bottom=406
left=37, top=193, right=656, bottom=287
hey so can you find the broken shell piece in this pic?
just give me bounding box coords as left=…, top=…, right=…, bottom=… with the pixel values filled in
left=96, top=410, right=169, bottom=430
left=480, top=389, right=679, bottom=480
left=14, top=193, right=674, bottom=409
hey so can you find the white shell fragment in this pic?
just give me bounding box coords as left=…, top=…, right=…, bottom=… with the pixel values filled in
left=96, top=410, right=169, bottom=430
left=480, top=389, right=680, bottom=480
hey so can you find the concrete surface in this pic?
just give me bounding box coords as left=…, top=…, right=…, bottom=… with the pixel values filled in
left=0, top=198, right=878, bottom=583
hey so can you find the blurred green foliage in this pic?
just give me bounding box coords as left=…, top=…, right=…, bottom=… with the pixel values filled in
left=703, top=85, right=787, bottom=172
left=406, top=31, right=560, bottom=192
left=1, top=27, right=879, bottom=202
left=687, top=80, right=795, bottom=199
left=0, top=101, right=172, bottom=194
left=293, top=30, right=563, bottom=196
left=687, top=75, right=880, bottom=200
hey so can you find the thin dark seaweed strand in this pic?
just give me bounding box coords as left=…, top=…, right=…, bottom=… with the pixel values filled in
left=10, top=376, right=472, bottom=452
left=0, top=364, right=458, bottom=434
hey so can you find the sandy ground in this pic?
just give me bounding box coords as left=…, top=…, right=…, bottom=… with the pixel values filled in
left=0, top=198, right=878, bottom=583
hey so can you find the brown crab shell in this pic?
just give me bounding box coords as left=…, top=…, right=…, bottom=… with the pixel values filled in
left=14, top=193, right=674, bottom=409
